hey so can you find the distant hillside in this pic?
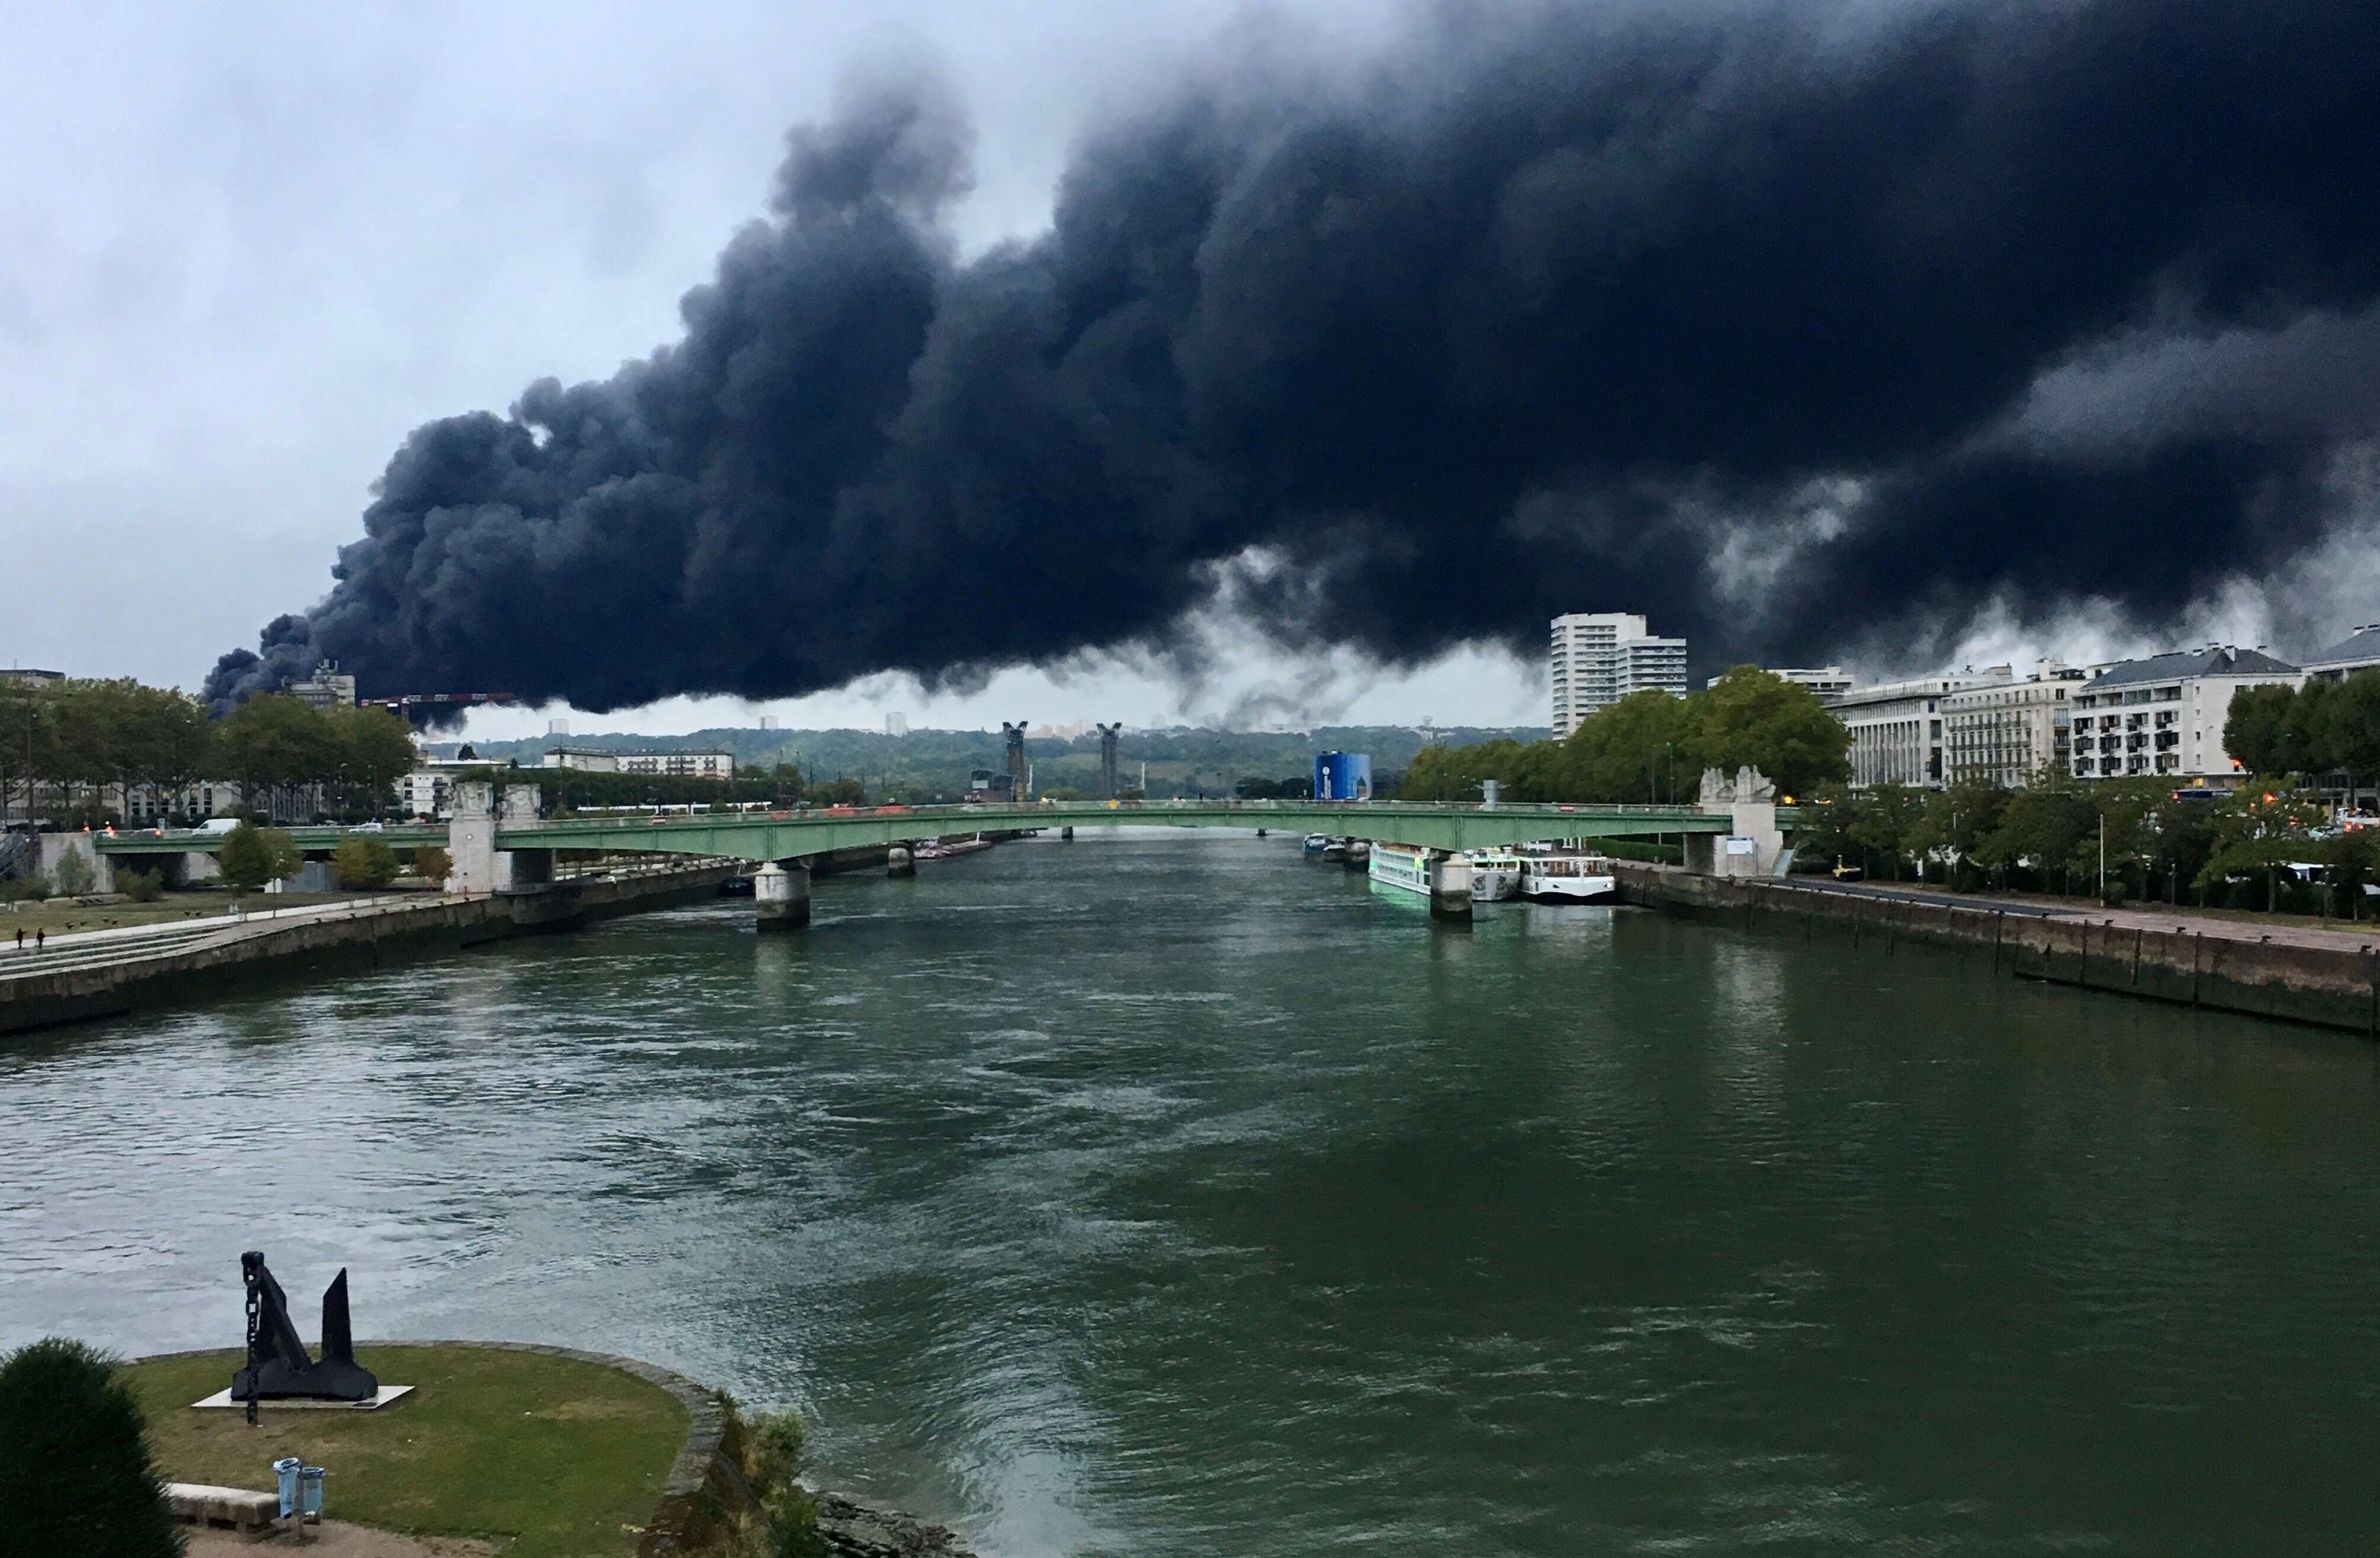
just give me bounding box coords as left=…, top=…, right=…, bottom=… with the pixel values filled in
left=428, top=724, right=1550, bottom=800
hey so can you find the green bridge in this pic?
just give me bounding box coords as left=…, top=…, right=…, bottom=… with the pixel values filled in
left=97, top=799, right=1778, bottom=862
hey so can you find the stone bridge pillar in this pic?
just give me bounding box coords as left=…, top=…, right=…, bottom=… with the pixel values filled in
left=448, top=782, right=496, bottom=896
left=1342, top=840, right=1371, bottom=871
left=493, top=783, right=553, bottom=891
left=887, top=846, right=916, bottom=879
left=1430, top=852, right=1474, bottom=924
left=1689, top=766, right=1787, bottom=877
left=756, top=859, right=811, bottom=930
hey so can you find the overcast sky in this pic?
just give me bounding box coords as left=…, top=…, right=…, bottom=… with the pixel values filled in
left=2, top=0, right=1541, bottom=736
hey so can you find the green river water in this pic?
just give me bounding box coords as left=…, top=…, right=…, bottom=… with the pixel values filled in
left=4, top=831, right=2377, bottom=1554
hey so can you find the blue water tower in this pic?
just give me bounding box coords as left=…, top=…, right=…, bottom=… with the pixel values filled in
left=1312, top=752, right=1372, bottom=802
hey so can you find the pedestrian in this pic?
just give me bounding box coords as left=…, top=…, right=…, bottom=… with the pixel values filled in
left=12, top=927, right=20, bottom=950
left=34, top=929, right=43, bottom=949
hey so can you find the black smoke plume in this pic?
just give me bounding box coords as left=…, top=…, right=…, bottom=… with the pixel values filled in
left=207, top=0, right=2380, bottom=713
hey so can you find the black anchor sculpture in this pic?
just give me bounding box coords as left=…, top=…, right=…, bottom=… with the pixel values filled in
left=229, top=1251, right=380, bottom=1402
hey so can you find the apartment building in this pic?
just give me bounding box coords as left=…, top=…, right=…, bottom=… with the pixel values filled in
left=2067, top=647, right=2301, bottom=782
left=1829, top=669, right=2012, bottom=789
left=1549, top=612, right=1690, bottom=737
left=1941, top=661, right=2084, bottom=788
left=2301, top=625, right=2380, bottom=682
left=1762, top=666, right=1854, bottom=697
left=618, top=749, right=734, bottom=779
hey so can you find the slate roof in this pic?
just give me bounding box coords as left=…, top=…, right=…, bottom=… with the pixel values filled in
left=2302, top=625, right=2380, bottom=669
left=2083, top=647, right=2300, bottom=690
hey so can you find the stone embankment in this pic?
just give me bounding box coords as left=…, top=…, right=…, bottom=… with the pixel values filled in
left=0, top=862, right=736, bottom=1037
left=1615, top=863, right=2380, bottom=1036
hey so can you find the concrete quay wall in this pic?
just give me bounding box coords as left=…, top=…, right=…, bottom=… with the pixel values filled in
left=1615, top=864, right=2380, bottom=1038
left=1, top=863, right=736, bottom=1037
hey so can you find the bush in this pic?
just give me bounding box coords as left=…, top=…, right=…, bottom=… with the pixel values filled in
left=119, top=868, right=165, bottom=902
left=52, top=848, right=97, bottom=897
left=217, top=823, right=300, bottom=894
left=0, top=1337, right=184, bottom=1557
left=725, top=1402, right=824, bottom=1558
left=332, top=836, right=399, bottom=889
left=1, top=875, right=52, bottom=902
left=410, top=844, right=452, bottom=888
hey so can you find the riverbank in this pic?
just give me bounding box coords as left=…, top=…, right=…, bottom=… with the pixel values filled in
left=126, top=1342, right=975, bottom=1558
left=1616, top=862, right=2380, bottom=1036
left=0, top=860, right=736, bottom=1037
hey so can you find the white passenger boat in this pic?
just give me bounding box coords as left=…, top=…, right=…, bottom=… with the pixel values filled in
left=1517, top=851, right=1619, bottom=904
left=1366, top=841, right=1433, bottom=897
left=1467, top=849, right=1523, bottom=902
left=1302, top=833, right=1331, bottom=853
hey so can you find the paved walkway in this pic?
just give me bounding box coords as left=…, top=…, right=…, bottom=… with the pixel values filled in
left=1766, top=875, right=2380, bottom=954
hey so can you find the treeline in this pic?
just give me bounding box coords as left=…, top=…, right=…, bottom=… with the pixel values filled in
left=2224, top=671, right=2380, bottom=785
left=0, top=680, right=415, bottom=825
left=1399, top=670, right=1852, bottom=804
left=1796, top=771, right=2375, bottom=914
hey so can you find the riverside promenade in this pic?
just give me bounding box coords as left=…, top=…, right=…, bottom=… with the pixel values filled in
left=0, top=860, right=735, bottom=1037
left=1619, top=863, right=2380, bottom=1036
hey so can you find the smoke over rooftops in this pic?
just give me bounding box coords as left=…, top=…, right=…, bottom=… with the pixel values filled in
left=206, top=0, right=2380, bottom=716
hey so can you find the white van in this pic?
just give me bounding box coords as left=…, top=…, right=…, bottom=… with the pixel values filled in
left=199, top=817, right=243, bottom=834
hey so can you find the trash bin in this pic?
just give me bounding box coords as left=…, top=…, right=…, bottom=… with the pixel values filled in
left=297, top=1466, right=327, bottom=1522
left=272, top=1457, right=301, bottom=1518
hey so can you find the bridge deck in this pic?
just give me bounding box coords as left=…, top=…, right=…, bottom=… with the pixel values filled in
left=101, top=800, right=1781, bottom=862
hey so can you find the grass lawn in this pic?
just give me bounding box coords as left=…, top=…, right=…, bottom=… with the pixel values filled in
left=122, top=1346, right=688, bottom=1558
left=0, top=887, right=433, bottom=940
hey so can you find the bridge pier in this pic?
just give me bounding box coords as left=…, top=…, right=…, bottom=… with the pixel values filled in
left=1061, top=826, right=1074, bottom=841
left=887, top=846, right=916, bottom=879
left=755, top=860, right=811, bottom=930
left=449, top=782, right=497, bottom=895
left=1688, top=766, right=1788, bottom=877
left=1342, top=840, right=1370, bottom=871
left=1430, top=852, right=1474, bottom=924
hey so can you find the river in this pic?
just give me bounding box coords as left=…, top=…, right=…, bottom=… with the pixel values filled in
left=5, top=831, right=2377, bottom=1554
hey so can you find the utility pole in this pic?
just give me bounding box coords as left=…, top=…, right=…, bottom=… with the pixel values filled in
left=2099, top=813, right=2106, bottom=901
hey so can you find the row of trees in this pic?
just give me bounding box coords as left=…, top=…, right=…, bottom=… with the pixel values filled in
left=1796, top=771, right=2375, bottom=913
left=0, top=680, right=417, bottom=825
left=2225, top=671, right=2380, bottom=795
left=1398, top=669, right=1851, bottom=804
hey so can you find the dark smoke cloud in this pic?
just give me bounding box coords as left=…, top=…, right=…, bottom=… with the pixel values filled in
left=207, top=0, right=2380, bottom=712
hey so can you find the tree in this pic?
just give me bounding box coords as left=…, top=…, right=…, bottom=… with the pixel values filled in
left=332, top=837, right=399, bottom=889
left=2273, top=677, right=2334, bottom=776
left=0, top=1337, right=184, bottom=1557
left=1848, top=782, right=1923, bottom=879
left=1909, top=778, right=2010, bottom=883
left=214, top=695, right=339, bottom=821
left=2198, top=784, right=2328, bottom=910
left=2318, top=670, right=2380, bottom=803
left=1793, top=781, right=1862, bottom=868
left=217, top=822, right=300, bottom=895
left=1563, top=690, right=1697, bottom=802
left=410, top=844, right=452, bottom=887
left=1689, top=668, right=1851, bottom=799
left=331, top=706, right=419, bottom=819
left=2223, top=683, right=2294, bottom=776
left=1981, top=767, right=2094, bottom=893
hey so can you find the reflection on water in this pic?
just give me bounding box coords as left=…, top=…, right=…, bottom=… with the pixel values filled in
left=6, top=832, right=2379, bottom=1556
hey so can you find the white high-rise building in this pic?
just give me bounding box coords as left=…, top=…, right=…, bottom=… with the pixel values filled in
left=1549, top=613, right=1690, bottom=736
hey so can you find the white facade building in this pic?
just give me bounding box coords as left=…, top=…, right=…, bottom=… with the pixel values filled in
left=542, top=746, right=622, bottom=773
left=1941, top=661, right=2084, bottom=788
left=2301, top=625, right=2380, bottom=683
left=2067, top=647, right=2301, bottom=783
left=1828, top=669, right=2012, bottom=789
left=285, top=660, right=357, bottom=709
left=618, top=749, right=734, bottom=779
left=1549, top=612, right=1690, bottom=736
left=1762, top=666, right=1854, bottom=698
